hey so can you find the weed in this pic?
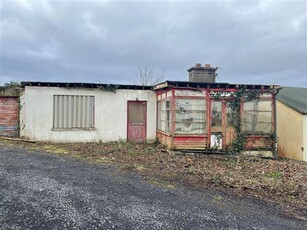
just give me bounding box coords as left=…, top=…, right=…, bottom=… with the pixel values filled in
left=268, top=171, right=283, bottom=179
left=147, top=178, right=176, bottom=189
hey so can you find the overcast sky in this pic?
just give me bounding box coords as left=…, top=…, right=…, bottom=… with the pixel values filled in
left=0, top=0, right=306, bottom=87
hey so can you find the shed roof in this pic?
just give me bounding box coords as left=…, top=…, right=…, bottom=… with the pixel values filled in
left=277, top=87, right=307, bottom=115
left=21, top=81, right=152, bottom=90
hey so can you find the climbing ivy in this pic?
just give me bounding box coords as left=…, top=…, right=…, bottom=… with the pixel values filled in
left=227, top=88, right=249, bottom=154
left=227, top=88, right=277, bottom=154
left=211, top=88, right=273, bottom=155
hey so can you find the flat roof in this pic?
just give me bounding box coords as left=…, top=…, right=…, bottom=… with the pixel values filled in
left=20, top=81, right=153, bottom=90
left=20, top=80, right=281, bottom=92
left=277, top=87, right=307, bottom=115
left=153, top=80, right=280, bottom=90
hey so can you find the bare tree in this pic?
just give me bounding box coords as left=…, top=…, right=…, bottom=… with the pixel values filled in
left=132, top=61, right=166, bottom=86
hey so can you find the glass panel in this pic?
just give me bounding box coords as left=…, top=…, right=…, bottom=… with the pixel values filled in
left=161, top=121, right=166, bottom=132
left=257, top=111, right=272, bottom=123
left=129, top=103, right=145, bottom=123
left=211, top=101, right=222, bottom=127
left=158, top=100, right=171, bottom=133
left=226, top=105, right=236, bottom=127
left=256, top=111, right=272, bottom=133
left=243, top=100, right=272, bottom=134
left=161, top=100, right=166, bottom=110
left=244, top=101, right=257, bottom=111
left=258, top=101, right=271, bottom=111
left=166, top=111, right=171, bottom=133
left=256, top=122, right=272, bottom=133
left=175, top=99, right=206, bottom=134
left=243, top=111, right=257, bottom=132
left=166, top=101, right=171, bottom=110
left=157, top=101, right=161, bottom=130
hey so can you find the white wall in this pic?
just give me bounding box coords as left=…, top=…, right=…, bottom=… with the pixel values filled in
left=20, top=86, right=156, bottom=142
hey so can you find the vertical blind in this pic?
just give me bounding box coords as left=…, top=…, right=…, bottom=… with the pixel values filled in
left=53, top=95, right=95, bottom=129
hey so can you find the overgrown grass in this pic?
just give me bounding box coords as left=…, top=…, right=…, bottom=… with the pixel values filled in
left=1, top=139, right=306, bottom=219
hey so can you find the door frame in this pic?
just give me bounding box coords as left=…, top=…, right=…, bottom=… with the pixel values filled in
left=127, top=100, right=147, bottom=142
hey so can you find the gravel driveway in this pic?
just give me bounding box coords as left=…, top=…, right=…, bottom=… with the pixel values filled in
left=0, top=145, right=305, bottom=229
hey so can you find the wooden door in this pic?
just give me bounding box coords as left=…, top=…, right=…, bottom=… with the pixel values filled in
left=210, top=100, right=223, bottom=149
left=210, top=100, right=237, bottom=150
left=127, top=101, right=147, bottom=142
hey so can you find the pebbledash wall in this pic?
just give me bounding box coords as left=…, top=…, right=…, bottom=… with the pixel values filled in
left=20, top=85, right=156, bottom=142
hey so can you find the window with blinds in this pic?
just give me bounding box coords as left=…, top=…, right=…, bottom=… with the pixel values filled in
left=53, top=95, right=95, bottom=130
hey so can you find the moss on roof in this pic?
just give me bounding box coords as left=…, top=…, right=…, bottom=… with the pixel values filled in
left=277, top=87, right=307, bottom=114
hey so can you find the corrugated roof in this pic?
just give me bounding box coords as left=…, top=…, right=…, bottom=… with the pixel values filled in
left=277, top=87, right=307, bottom=115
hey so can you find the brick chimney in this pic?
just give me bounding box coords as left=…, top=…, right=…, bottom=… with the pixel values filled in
left=188, top=63, right=218, bottom=83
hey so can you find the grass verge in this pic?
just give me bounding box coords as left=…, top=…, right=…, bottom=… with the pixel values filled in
left=1, top=138, right=306, bottom=219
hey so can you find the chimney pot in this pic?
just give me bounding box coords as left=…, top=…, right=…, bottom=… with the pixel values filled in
left=205, top=64, right=211, bottom=68
left=196, top=63, right=201, bottom=67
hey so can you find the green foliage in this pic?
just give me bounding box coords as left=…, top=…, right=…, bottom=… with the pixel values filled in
left=268, top=171, right=283, bottom=179
left=211, top=88, right=268, bottom=155
left=210, top=90, right=224, bottom=101
left=0, top=81, right=21, bottom=89
left=228, top=133, right=246, bottom=154
left=96, top=84, right=118, bottom=92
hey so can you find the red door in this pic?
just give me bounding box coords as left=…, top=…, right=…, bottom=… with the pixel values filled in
left=127, top=101, right=147, bottom=142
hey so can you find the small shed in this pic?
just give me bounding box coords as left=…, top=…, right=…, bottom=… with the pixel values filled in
left=19, top=82, right=157, bottom=143
left=154, top=64, right=280, bottom=156
left=276, top=87, right=307, bottom=162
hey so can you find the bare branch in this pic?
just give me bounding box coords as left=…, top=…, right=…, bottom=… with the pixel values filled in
left=131, top=61, right=166, bottom=86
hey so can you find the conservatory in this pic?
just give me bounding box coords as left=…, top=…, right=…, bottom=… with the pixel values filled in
left=154, top=80, right=278, bottom=153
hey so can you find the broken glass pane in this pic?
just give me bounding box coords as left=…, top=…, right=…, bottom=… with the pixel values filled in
left=175, top=99, right=206, bottom=134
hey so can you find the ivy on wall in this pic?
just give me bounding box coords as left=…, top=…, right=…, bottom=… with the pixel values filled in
left=210, top=88, right=274, bottom=154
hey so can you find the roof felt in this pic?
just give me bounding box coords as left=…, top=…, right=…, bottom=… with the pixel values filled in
left=277, top=87, right=307, bottom=115
left=153, top=80, right=280, bottom=90
left=20, top=81, right=152, bottom=90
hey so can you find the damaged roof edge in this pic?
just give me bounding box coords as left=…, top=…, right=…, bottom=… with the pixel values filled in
left=153, top=80, right=281, bottom=90
left=20, top=81, right=281, bottom=91
left=20, top=81, right=153, bottom=90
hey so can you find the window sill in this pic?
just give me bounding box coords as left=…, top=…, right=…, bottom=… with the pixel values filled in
left=52, top=128, right=96, bottom=131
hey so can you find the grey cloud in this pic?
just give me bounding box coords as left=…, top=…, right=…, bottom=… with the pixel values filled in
left=0, top=0, right=306, bottom=87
